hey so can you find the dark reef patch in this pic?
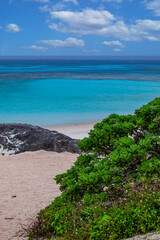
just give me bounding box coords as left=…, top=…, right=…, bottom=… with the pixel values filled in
left=0, top=123, right=80, bottom=155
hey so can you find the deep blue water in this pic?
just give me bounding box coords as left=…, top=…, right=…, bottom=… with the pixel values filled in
left=0, top=59, right=160, bottom=126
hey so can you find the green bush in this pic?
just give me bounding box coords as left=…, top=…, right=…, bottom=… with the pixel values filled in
left=28, top=98, right=160, bottom=240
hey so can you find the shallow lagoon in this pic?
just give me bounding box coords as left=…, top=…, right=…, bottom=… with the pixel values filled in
left=0, top=59, right=160, bottom=125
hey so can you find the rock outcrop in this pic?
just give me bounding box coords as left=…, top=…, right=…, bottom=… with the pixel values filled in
left=125, top=232, right=160, bottom=240
left=0, top=123, right=80, bottom=155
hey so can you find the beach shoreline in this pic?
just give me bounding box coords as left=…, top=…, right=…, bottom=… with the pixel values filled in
left=45, top=121, right=97, bottom=139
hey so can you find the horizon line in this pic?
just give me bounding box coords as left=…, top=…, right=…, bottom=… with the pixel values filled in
left=1, top=55, right=160, bottom=60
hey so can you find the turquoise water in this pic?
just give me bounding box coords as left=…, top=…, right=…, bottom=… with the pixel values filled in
left=0, top=59, right=160, bottom=126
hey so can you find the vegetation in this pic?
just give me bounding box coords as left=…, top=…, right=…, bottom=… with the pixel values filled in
left=28, top=98, right=160, bottom=240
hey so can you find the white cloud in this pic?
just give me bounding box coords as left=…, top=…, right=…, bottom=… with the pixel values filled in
left=103, top=40, right=124, bottom=47
left=63, top=0, right=78, bottom=5
left=22, top=45, right=48, bottom=52
left=24, top=0, right=49, bottom=3
left=49, top=9, right=115, bottom=34
left=39, top=3, right=67, bottom=12
left=103, top=0, right=122, bottom=2
left=39, top=0, right=78, bottom=12
left=39, top=4, right=51, bottom=11
left=146, top=0, right=160, bottom=16
left=134, top=19, right=160, bottom=32
left=6, top=24, right=21, bottom=33
left=113, top=48, right=123, bottom=52
left=37, top=37, right=85, bottom=48
left=144, top=35, right=159, bottom=41
left=51, top=2, right=67, bottom=11
left=48, top=9, right=160, bottom=42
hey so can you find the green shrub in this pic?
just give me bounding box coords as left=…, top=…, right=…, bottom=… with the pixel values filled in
left=28, top=98, right=160, bottom=240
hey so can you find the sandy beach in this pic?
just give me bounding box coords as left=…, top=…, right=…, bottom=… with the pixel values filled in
left=0, top=122, right=94, bottom=240
left=45, top=121, right=96, bottom=139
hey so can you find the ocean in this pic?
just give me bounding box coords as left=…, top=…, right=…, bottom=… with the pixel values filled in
left=0, top=58, right=160, bottom=126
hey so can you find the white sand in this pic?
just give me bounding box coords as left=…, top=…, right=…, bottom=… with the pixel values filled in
left=0, top=150, right=78, bottom=240
left=45, top=121, right=96, bottom=139
left=0, top=122, right=95, bottom=240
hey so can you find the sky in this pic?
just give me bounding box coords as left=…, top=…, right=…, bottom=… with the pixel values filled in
left=1, top=0, right=160, bottom=56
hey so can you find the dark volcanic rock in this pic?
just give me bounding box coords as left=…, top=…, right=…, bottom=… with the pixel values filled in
left=0, top=123, right=80, bottom=155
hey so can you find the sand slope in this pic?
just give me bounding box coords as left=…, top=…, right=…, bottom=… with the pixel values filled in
left=46, top=121, right=96, bottom=139
left=0, top=151, right=78, bottom=240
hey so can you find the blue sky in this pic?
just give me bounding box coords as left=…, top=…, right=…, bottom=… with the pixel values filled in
left=1, top=0, right=160, bottom=56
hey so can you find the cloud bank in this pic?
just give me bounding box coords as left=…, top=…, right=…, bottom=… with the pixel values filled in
left=22, top=45, right=48, bottom=52
left=24, top=0, right=49, bottom=3
left=48, top=9, right=160, bottom=42
left=103, top=40, right=124, bottom=47
left=146, top=0, right=160, bottom=16
left=37, top=37, right=85, bottom=48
